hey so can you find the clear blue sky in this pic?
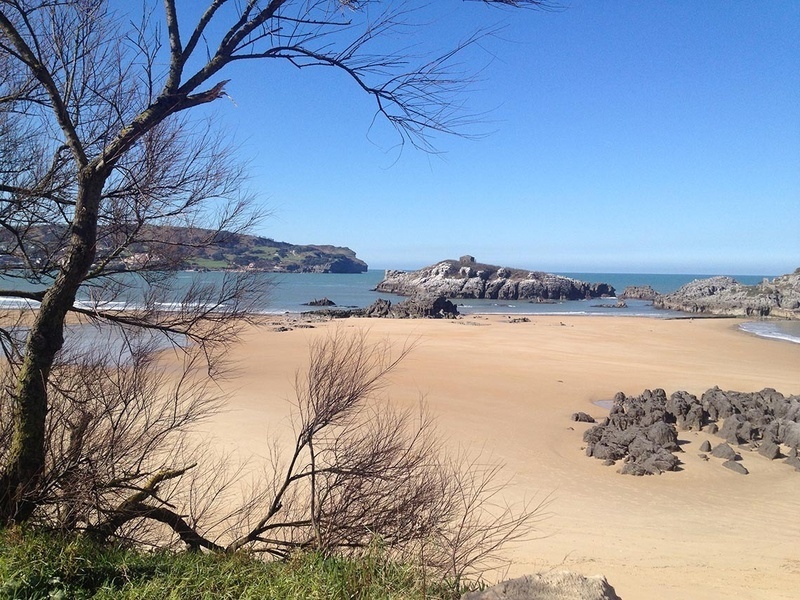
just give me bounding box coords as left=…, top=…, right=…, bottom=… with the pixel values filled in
left=204, top=1, right=799, bottom=275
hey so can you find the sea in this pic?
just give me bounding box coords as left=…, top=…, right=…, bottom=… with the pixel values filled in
left=1, top=270, right=798, bottom=345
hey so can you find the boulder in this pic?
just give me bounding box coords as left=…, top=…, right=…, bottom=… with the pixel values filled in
left=393, top=294, right=459, bottom=318
left=784, top=456, right=800, bottom=471
left=362, top=298, right=392, bottom=318
left=303, top=297, right=336, bottom=307
left=719, top=415, right=748, bottom=445
left=722, top=460, right=749, bottom=475
left=780, top=421, right=800, bottom=449
left=571, top=412, right=596, bottom=423
left=646, top=421, right=680, bottom=452
left=710, top=443, right=738, bottom=461
left=757, top=439, right=781, bottom=460
left=699, top=440, right=712, bottom=453
left=461, top=571, right=622, bottom=600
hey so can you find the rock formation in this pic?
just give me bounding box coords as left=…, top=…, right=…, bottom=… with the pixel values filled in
left=307, top=295, right=459, bottom=320
left=375, top=257, right=615, bottom=301
left=583, top=389, right=682, bottom=476
left=653, top=269, right=800, bottom=319
left=618, top=285, right=659, bottom=301
left=362, top=294, right=459, bottom=319
left=582, top=387, right=800, bottom=475
left=303, top=297, right=336, bottom=306
left=461, top=571, right=622, bottom=600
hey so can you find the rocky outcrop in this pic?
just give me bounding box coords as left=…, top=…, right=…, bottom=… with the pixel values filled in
left=571, top=412, right=596, bottom=423
left=303, top=297, right=336, bottom=306
left=618, top=285, right=659, bottom=301
left=461, top=571, right=622, bottom=600
left=583, top=390, right=681, bottom=476
left=303, top=295, right=459, bottom=320
left=653, top=270, right=800, bottom=319
left=376, top=257, right=614, bottom=301
left=361, top=295, right=459, bottom=319
left=392, top=294, right=459, bottom=318
left=582, top=387, right=800, bottom=475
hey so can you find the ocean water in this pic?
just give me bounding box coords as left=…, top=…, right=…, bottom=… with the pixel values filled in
left=1, top=270, right=797, bottom=344
left=739, top=321, right=800, bottom=346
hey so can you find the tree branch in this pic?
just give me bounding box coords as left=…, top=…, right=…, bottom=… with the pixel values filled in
left=0, top=10, right=88, bottom=167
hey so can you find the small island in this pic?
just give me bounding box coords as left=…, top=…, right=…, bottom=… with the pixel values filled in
left=375, top=255, right=615, bottom=301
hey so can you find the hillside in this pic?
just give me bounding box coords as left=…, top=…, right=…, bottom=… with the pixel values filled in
left=180, top=230, right=368, bottom=273
left=0, top=225, right=368, bottom=274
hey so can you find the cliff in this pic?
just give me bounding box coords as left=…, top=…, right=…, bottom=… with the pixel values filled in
left=374, top=256, right=614, bottom=301
left=653, top=269, right=800, bottom=319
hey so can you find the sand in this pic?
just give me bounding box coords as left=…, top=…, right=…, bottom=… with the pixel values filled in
left=195, top=315, right=800, bottom=599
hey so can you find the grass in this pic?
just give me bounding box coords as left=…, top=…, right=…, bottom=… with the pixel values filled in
left=0, top=529, right=469, bottom=600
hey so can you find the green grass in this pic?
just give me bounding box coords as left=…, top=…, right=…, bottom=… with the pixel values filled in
left=0, top=529, right=467, bottom=599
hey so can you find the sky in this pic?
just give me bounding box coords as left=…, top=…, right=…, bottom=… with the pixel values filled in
left=193, top=1, right=799, bottom=275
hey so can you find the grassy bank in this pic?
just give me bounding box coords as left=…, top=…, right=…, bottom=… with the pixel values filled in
left=0, top=530, right=469, bottom=600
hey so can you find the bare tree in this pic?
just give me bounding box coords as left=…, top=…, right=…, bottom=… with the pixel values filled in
left=223, top=329, right=545, bottom=587
left=0, top=0, right=548, bottom=530
left=22, top=327, right=541, bottom=587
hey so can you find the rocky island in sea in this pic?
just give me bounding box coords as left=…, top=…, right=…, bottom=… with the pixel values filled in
left=375, top=255, right=615, bottom=301
left=652, top=268, right=800, bottom=319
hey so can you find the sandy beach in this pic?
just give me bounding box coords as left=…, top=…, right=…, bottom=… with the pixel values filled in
left=197, top=314, right=800, bottom=599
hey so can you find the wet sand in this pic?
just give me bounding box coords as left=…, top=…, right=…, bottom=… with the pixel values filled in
left=197, top=315, right=800, bottom=599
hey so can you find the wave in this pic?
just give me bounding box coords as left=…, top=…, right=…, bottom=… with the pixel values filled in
left=739, top=321, right=800, bottom=345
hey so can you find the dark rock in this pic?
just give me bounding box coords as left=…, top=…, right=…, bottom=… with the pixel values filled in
left=584, top=385, right=800, bottom=475
left=719, top=415, right=747, bottom=445
left=780, top=421, right=800, bottom=449
left=360, top=295, right=459, bottom=319
left=784, top=456, right=800, bottom=471
left=393, top=294, right=459, bottom=319
left=303, top=308, right=356, bottom=319
left=683, top=403, right=707, bottom=431
left=698, top=453, right=709, bottom=461
left=702, top=387, right=734, bottom=421
left=303, top=297, right=336, bottom=306
left=571, top=412, right=596, bottom=423
left=710, top=443, right=738, bottom=461
left=758, top=440, right=781, bottom=460
left=584, top=390, right=681, bottom=475
left=722, top=460, right=749, bottom=475
left=602, top=459, right=616, bottom=467
left=666, top=391, right=691, bottom=424
left=461, top=571, right=622, bottom=600
left=646, top=421, right=680, bottom=452
left=363, top=298, right=392, bottom=318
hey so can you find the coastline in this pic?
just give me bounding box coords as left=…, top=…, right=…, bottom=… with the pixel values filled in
left=188, top=314, right=800, bottom=600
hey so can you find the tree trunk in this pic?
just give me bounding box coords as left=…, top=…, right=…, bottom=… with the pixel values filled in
left=0, top=168, right=105, bottom=524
